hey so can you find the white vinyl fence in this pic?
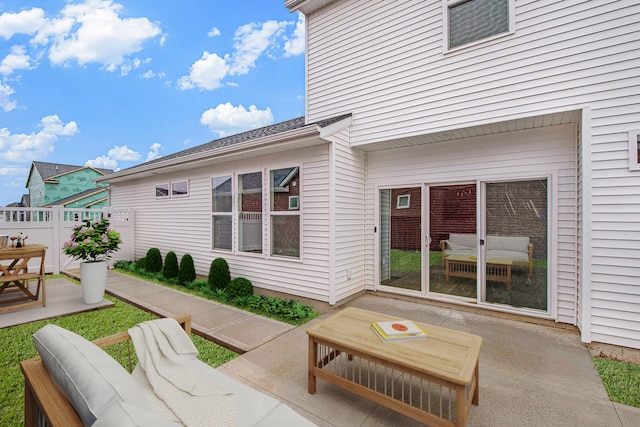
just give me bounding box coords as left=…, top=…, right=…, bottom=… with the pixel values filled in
left=0, top=207, right=134, bottom=274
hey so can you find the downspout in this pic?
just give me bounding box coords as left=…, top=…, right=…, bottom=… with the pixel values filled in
left=579, top=107, right=593, bottom=343
left=328, top=140, right=336, bottom=305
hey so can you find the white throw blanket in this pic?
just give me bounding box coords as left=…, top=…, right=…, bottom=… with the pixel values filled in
left=129, top=318, right=236, bottom=426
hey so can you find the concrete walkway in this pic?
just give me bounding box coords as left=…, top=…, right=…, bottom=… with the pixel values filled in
left=104, top=270, right=294, bottom=354
left=104, top=270, right=640, bottom=426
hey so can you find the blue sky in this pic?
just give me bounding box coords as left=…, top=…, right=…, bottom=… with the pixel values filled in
left=0, top=0, right=305, bottom=206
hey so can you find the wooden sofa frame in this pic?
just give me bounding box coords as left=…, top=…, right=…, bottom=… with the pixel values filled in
left=20, top=313, right=192, bottom=427
left=440, top=237, right=534, bottom=277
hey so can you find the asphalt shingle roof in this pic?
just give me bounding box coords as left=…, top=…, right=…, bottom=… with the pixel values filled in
left=120, top=114, right=351, bottom=173
left=33, top=161, right=114, bottom=180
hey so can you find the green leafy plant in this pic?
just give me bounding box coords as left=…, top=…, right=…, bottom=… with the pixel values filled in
left=62, top=218, right=122, bottom=262
left=208, top=258, right=231, bottom=290
left=145, top=248, right=163, bottom=273
left=163, top=251, right=179, bottom=279
left=178, top=253, right=196, bottom=285
left=227, top=277, right=253, bottom=299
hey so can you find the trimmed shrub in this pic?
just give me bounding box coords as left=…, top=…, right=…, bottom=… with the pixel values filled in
left=208, top=258, right=231, bottom=291
left=135, top=257, right=147, bottom=271
left=145, top=248, right=163, bottom=273
left=178, top=253, right=196, bottom=285
left=162, top=251, right=179, bottom=279
left=227, top=277, right=253, bottom=299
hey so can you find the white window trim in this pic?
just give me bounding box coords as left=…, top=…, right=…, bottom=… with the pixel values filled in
left=171, top=180, right=189, bottom=198
left=211, top=175, right=233, bottom=252
left=155, top=183, right=169, bottom=199
left=289, top=195, right=299, bottom=210
left=397, top=194, right=410, bottom=209
left=442, top=0, right=515, bottom=53
left=629, top=129, right=640, bottom=171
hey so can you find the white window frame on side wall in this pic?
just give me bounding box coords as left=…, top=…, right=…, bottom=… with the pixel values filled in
left=629, top=129, right=640, bottom=171
left=443, top=0, right=515, bottom=52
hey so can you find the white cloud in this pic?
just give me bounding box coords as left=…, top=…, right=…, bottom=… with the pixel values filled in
left=178, top=17, right=301, bottom=91
left=108, top=145, right=141, bottom=161
left=47, top=0, right=162, bottom=71
left=86, top=155, right=117, bottom=169
left=120, top=57, right=151, bottom=76
left=0, top=80, right=17, bottom=112
left=200, top=102, right=273, bottom=137
left=40, top=114, right=78, bottom=135
left=146, top=142, right=161, bottom=161
left=0, top=115, right=78, bottom=162
left=0, top=45, right=34, bottom=76
left=177, top=51, right=228, bottom=90
left=284, top=13, right=305, bottom=57
left=0, top=8, right=46, bottom=39
left=0, top=166, right=29, bottom=177
left=229, top=20, right=287, bottom=76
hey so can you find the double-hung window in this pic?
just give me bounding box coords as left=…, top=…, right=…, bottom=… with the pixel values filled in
left=238, top=172, right=263, bottom=253
left=445, top=0, right=512, bottom=50
left=270, top=167, right=300, bottom=258
left=212, top=176, right=232, bottom=250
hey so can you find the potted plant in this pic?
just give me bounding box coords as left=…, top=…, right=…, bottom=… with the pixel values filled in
left=62, top=218, right=122, bottom=304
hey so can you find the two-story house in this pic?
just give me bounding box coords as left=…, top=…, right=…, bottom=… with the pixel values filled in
left=98, top=0, right=640, bottom=355
left=26, top=161, right=114, bottom=209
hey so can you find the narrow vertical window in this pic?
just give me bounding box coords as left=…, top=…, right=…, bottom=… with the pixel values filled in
left=238, top=172, right=263, bottom=253
left=630, top=130, right=640, bottom=171
left=212, top=176, right=232, bottom=250
left=271, top=167, right=300, bottom=258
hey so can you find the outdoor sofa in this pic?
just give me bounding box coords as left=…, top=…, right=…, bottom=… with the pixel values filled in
left=440, top=233, right=533, bottom=277
left=21, top=313, right=316, bottom=427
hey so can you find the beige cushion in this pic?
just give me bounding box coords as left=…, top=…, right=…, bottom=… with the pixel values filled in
left=93, top=401, right=182, bottom=427
left=33, top=324, right=150, bottom=426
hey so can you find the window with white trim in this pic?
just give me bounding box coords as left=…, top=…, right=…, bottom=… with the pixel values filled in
left=397, top=194, right=410, bottom=209
left=630, top=130, right=640, bottom=171
left=171, top=180, right=189, bottom=197
left=445, top=0, right=512, bottom=50
left=238, top=172, right=263, bottom=254
left=270, top=167, right=300, bottom=258
left=155, top=183, right=169, bottom=198
left=211, top=176, right=232, bottom=250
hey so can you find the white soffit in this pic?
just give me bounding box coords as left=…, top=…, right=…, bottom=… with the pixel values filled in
left=354, top=109, right=583, bottom=152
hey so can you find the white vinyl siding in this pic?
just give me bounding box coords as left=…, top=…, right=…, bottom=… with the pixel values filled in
left=109, top=144, right=334, bottom=303
left=327, top=127, right=366, bottom=304
left=366, top=125, right=577, bottom=323
left=307, top=0, right=640, bottom=347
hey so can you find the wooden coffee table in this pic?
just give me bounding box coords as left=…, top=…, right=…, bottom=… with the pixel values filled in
left=307, top=307, right=482, bottom=426
left=445, top=255, right=513, bottom=289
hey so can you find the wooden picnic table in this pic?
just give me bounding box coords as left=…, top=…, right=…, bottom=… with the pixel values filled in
left=0, top=244, right=48, bottom=313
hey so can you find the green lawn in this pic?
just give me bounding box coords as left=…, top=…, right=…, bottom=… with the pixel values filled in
left=0, top=294, right=238, bottom=427
left=593, top=357, right=640, bottom=408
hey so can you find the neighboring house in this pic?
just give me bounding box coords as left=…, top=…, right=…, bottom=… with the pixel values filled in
left=98, top=0, right=640, bottom=353
left=5, top=194, right=29, bottom=207
left=26, top=161, right=113, bottom=209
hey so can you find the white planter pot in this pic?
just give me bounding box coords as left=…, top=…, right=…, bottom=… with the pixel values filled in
left=80, top=260, right=107, bottom=304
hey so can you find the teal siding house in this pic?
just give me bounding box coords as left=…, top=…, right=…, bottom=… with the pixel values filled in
left=26, top=161, right=114, bottom=208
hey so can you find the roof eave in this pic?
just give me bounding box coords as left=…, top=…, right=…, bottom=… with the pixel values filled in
left=285, top=0, right=336, bottom=14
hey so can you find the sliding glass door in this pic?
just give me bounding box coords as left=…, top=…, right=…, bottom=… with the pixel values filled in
left=379, top=178, right=549, bottom=313
left=482, top=179, right=548, bottom=310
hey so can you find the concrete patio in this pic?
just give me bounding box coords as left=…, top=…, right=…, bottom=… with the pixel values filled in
left=14, top=270, right=640, bottom=426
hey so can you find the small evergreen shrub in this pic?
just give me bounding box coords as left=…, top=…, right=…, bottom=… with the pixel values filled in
left=178, top=254, right=196, bottom=285
left=227, top=277, right=253, bottom=299
left=208, top=258, right=231, bottom=291
left=145, top=248, right=163, bottom=273
left=163, top=251, right=179, bottom=279
left=135, top=257, right=147, bottom=271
